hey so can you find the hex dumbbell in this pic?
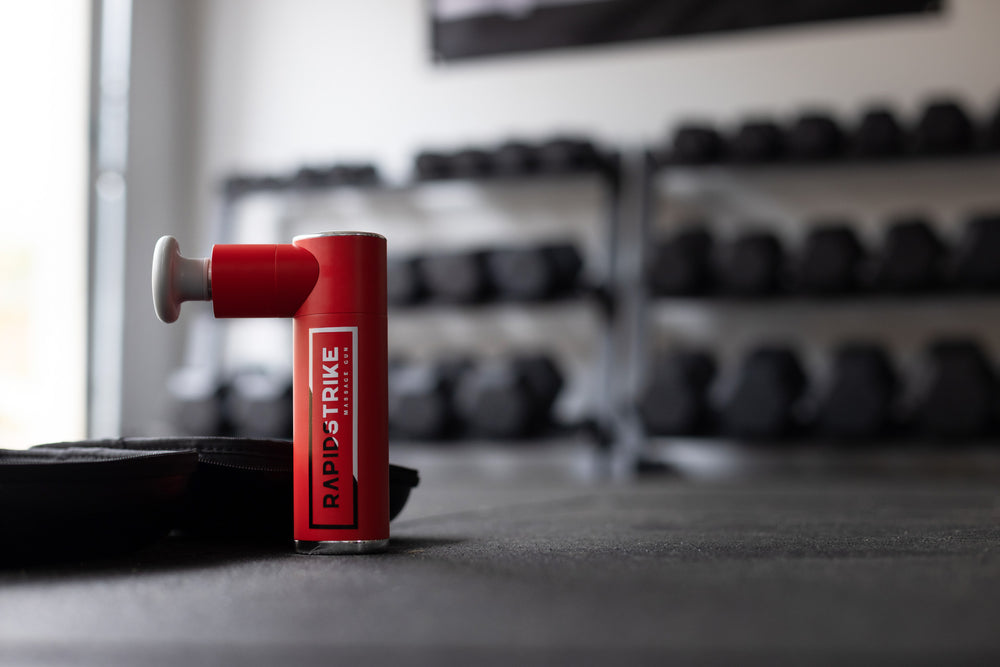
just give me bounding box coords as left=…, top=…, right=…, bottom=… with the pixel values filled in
left=716, top=231, right=785, bottom=297
left=953, top=213, right=1000, bottom=290
left=793, top=224, right=865, bottom=296
left=453, top=354, right=564, bottom=439
left=911, top=339, right=998, bottom=438
left=730, top=119, right=784, bottom=163
left=329, top=163, right=379, bottom=186
left=387, top=256, right=427, bottom=307
left=915, top=99, right=975, bottom=155
left=854, top=107, right=906, bottom=159
left=486, top=242, right=583, bottom=301
left=719, top=345, right=807, bottom=439
left=815, top=343, right=898, bottom=439
left=388, top=359, right=468, bottom=441
left=417, top=249, right=492, bottom=304
left=514, top=354, right=564, bottom=416
left=639, top=350, right=717, bottom=436
left=871, top=217, right=946, bottom=293
left=414, top=151, right=452, bottom=180
left=537, top=137, right=602, bottom=173
left=646, top=225, right=714, bottom=297
left=291, top=166, right=338, bottom=189
left=670, top=123, right=725, bottom=165
left=451, top=148, right=494, bottom=178
left=494, top=141, right=541, bottom=175
left=789, top=112, right=844, bottom=160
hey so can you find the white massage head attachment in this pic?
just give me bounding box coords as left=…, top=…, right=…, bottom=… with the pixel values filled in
left=152, top=235, right=211, bottom=323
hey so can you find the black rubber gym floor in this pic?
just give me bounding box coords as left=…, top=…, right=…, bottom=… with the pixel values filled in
left=2, top=453, right=999, bottom=666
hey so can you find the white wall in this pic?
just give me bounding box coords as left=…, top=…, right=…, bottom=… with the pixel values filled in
left=119, top=0, right=199, bottom=436
left=193, top=0, right=1000, bottom=183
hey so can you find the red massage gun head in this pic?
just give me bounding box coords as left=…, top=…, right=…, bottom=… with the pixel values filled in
left=152, top=236, right=319, bottom=323
left=152, top=232, right=386, bottom=323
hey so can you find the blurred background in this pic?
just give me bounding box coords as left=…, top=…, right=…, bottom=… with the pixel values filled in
left=4, top=0, right=1000, bottom=480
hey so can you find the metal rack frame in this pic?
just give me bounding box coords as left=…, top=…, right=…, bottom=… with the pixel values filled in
left=176, top=156, right=625, bottom=472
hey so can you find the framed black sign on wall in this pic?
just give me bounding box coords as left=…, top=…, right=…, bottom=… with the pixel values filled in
left=430, top=0, right=944, bottom=62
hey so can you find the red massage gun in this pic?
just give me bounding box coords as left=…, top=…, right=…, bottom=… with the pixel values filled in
left=152, top=232, right=389, bottom=554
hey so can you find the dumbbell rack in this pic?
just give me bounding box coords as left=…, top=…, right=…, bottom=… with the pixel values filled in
left=179, top=155, right=624, bottom=477
left=628, top=150, right=1000, bottom=478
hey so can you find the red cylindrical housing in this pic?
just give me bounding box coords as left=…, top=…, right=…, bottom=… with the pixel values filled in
left=212, top=244, right=319, bottom=318
left=291, top=232, right=388, bottom=554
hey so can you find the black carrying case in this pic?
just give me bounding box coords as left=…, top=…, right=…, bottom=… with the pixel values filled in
left=1, top=437, right=418, bottom=563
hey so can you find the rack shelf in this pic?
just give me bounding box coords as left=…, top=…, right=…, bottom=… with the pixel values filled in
left=626, top=145, right=1000, bottom=476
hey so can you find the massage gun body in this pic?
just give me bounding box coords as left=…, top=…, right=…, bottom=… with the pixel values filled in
left=153, top=232, right=389, bottom=554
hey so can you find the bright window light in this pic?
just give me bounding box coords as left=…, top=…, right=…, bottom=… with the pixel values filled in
left=0, top=1, right=90, bottom=448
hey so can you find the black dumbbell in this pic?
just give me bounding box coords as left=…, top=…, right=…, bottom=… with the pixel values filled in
left=670, top=123, right=725, bottom=165
left=256, top=176, right=289, bottom=192
left=915, top=99, right=976, bottom=155
left=815, top=343, right=898, bottom=439
left=291, top=165, right=338, bottom=189
left=225, top=367, right=293, bottom=439
left=417, top=250, right=492, bottom=304
left=537, top=136, right=602, bottom=172
left=486, top=242, right=583, bottom=301
left=953, top=213, right=1000, bottom=290
left=514, top=354, right=564, bottom=416
left=451, top=148, right=494, bottom=178
left=329, top=163, right=379, bottom=186
left=730, top=119, right=784, bottom=163
left=911, top=339, right=997, bottom=438
left=854, top=107, right=906, bottom=159
left=166, top=367, right=229, bottom=437
left=793, top=224, right=865, bottom=295
left=414, top=151, right=452, bottom=180
left=454, top=354, right=564, bottom=439
left=716, top=231, right=785, bottom=297
left=389, top=359, right=468, bottom=441
left=387, top=256, right=426, bottom=307
left=788, top=112, right=844, bottom=160
left=646, top=225, right=714, bottom=296
left=871, top=217, right=946, bottom=292
left=639, top=350, right=717, bottom=436
left=494, top=141, right=541, bottom=175
left=719, top=345, right=807, bottom=439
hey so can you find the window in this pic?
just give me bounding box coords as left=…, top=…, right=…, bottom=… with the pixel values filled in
left=0, top=1, right=90, bottom=448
